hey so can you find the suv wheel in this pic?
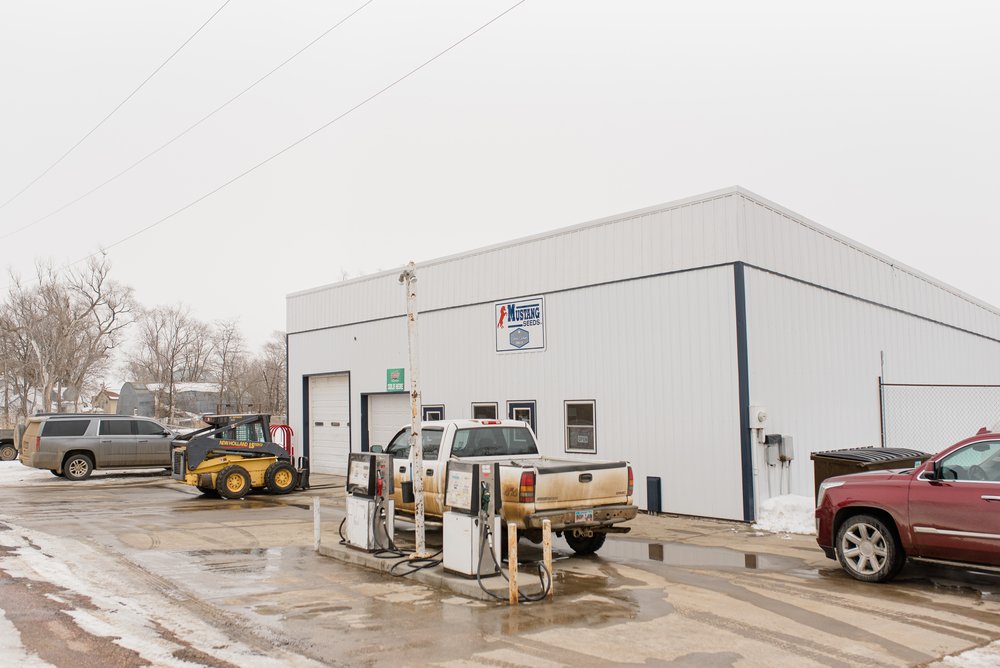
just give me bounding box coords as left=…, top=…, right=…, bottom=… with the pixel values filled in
left=215, top=465, right=251, bottom=500
left=264, top=461, right=297, bottom=495
left=0, top=444, right=16, bottom=461
left=836, top=514, right=904, bottom=582
left=63, top=454, right=94, bottom=481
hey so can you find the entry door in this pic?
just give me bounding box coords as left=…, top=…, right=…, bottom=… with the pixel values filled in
left=369, top=394, right=411, bottom=452
left=309, top=374, right=350, bottom=474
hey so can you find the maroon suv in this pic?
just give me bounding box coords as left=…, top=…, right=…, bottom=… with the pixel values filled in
left=816, top=429, right=1000, bottom=582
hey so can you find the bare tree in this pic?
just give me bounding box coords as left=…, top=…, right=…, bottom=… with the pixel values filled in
left=211, top=319, right=245, bottom=412
left=0, top=258, right=132, bottom=420
left=255, top=332, right=287, bottom=417
left=127, top=305, right=213, bottom=419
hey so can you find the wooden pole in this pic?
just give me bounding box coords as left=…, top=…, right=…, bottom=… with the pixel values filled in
left=312, top=497, right=321, bottom=551
left=508, top=522, right=518, bottom=606
left=542, top=519, right=553, bottom=598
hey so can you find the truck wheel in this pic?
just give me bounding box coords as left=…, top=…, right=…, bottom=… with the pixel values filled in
left=264, top=461, right=297, bottom=495
left=215, top=465, right=251, bottom=500
left=63, top=454, right=94, bottom=481
left=565, top=531, right=607, bottom=555
left=836, top=514, right=904, bottom=583
left=0, top=443, right=16, bottom=461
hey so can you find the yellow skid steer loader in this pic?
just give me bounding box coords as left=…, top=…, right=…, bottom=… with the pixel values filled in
left=171, top=414, right=308, bottom=499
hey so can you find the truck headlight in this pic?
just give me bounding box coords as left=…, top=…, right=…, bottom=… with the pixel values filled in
left=816, top=480, right=845, bottom=507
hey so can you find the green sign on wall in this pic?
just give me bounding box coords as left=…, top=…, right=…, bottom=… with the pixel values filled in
left=386, top=368, right=405, bottom=392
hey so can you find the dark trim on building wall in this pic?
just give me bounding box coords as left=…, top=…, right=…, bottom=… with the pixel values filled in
left=734, top=262, right=755, bottom=522
left=288, top=260, right=1000, bottom=350
left=288, top=262, right=735, bottom=337
left=301, top=375, right=310, bottom=461
left=360, top=394, right=369, bottom=452
left=745, top=264, right=1000, bottom=346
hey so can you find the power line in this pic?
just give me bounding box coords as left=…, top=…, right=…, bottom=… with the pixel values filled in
left=0, top=0, right=233, bottom=214
left=0, top=0, right=376, bottom=243
left=74, top=0, right=528, bottom=266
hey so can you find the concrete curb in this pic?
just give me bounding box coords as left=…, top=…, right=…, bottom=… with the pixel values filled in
left=316, top=541, right=515, bottom=603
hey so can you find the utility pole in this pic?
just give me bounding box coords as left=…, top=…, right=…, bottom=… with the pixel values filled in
left=399, top=262, right=428, bottom=557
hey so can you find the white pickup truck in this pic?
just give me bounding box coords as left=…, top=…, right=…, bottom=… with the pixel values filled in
left=377, top=419, right=637, bottom=554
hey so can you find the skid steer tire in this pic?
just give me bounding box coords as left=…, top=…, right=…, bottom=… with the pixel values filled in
left=197, top=486, right=220, bottom=498
left=215, top=465, right=251, bottom=500
left=264, top=461, right=297, bottom=495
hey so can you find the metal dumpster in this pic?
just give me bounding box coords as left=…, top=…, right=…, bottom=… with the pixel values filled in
left=810, top=447, right=930, bottom=501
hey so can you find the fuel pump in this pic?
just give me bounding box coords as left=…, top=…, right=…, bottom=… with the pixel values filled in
left=345, top=452, right=395, bottom=552
left=442, top=460, right=501, bottom=577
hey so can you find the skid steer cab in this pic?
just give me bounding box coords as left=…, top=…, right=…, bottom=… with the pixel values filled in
left=171, top=414, right=309, bottom=500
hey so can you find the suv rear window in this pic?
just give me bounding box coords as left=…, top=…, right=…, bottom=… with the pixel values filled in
left=41, top=420, right=90, bottom=437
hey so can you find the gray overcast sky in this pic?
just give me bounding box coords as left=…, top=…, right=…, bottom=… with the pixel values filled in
left=1, top=0, right=998, bottom=355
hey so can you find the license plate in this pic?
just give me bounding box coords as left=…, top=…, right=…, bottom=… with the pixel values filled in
left=575, top=509, right=594, bottom=523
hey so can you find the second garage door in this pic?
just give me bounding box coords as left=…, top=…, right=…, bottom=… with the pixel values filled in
left=309, top=374, right=350, bottom=474
left=368, top=394, right=411, bottom=451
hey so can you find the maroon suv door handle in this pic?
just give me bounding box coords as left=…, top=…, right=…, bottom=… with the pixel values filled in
left=982, top=495, right=1000, bottom=501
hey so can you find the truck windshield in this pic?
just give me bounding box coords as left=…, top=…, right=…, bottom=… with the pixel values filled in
left=452, top=427, right=538, bottom=457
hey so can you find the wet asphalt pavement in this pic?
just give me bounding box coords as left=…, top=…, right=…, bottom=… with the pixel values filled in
left=1, top=463, right=1000, bottom=667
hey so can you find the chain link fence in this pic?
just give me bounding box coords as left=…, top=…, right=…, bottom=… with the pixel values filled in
left=881, top=382, right=1000, bottom=452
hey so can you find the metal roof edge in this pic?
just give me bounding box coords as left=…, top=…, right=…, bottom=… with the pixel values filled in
left=733, top=188, right=1000, bottom=317
left=285, top=186, right=745, bottom=300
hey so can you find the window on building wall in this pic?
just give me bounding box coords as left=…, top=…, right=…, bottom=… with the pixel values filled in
left=472, top=402, right=497, bottom=420
left=565, top=401, right=596, bottom=454
left=507, top=401, right=537, bottom=435
left=422, top=405, right=445, bottom=421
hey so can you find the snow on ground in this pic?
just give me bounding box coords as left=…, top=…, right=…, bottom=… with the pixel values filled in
left=753, top=494, right=816, bottom=535
left=0, top=606, right=54, bottom=667
left=934, top=641, right=1000, bottom=667
left=0, top=514, right=321, bottom=666
left=0, top=460, right=164, bottom=485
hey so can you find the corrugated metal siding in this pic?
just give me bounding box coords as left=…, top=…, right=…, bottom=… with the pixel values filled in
left=287, top=192, right=743, bottom=334
left=289, top=266, right=745, bottom=520
left=745, top=267, right=1000, bottom=501
left=289, top=188, right=1000, bottom=344
left=737, top=195, right=1000, bottom=341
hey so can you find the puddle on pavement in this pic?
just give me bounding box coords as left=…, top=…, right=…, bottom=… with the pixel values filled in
left=594, top=537, right=801, bottom=571
left=187, top=546, right=290, bottom=574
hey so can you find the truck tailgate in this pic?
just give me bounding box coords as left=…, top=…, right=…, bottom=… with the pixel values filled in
left=532, top=459, right=630, bottom=511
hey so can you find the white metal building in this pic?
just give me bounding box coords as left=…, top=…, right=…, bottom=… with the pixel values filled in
left=286, top=187, right=1000, bottom=521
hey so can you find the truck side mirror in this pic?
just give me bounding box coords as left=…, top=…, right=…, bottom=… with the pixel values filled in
left=927, top=461, right=942, bottom=480
left=371, top=445, right=384, bottom=453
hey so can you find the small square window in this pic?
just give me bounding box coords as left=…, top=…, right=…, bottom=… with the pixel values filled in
left=565, top=401, right=596, bottom=454
left=422, top=405, right=445, bottom=421
left=472, top=402, right=497, bottom=420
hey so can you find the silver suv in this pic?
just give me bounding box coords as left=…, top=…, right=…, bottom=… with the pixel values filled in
left=20, top=414, right=175, bottom=480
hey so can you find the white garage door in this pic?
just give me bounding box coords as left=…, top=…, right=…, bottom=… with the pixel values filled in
left=309, top=374, right=350, bottom=475
left=369, top=394, right=411, bottom=451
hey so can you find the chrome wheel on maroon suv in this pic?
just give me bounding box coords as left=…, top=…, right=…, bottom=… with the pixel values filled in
left=836, top=514, right=905, bottom=583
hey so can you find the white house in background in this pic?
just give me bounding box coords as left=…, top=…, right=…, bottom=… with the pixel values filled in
left=285, top=187, right=1000, bottom=521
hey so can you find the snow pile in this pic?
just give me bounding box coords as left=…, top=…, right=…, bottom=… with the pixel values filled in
left=753, top=494, right=815, bottom=535
left=0, top=460, right=55, bottom=484
left=937, top=642, right=1000, bottom=667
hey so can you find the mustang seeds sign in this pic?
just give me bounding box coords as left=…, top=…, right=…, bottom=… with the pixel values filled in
left=495, top=296, right=545, bottom=353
